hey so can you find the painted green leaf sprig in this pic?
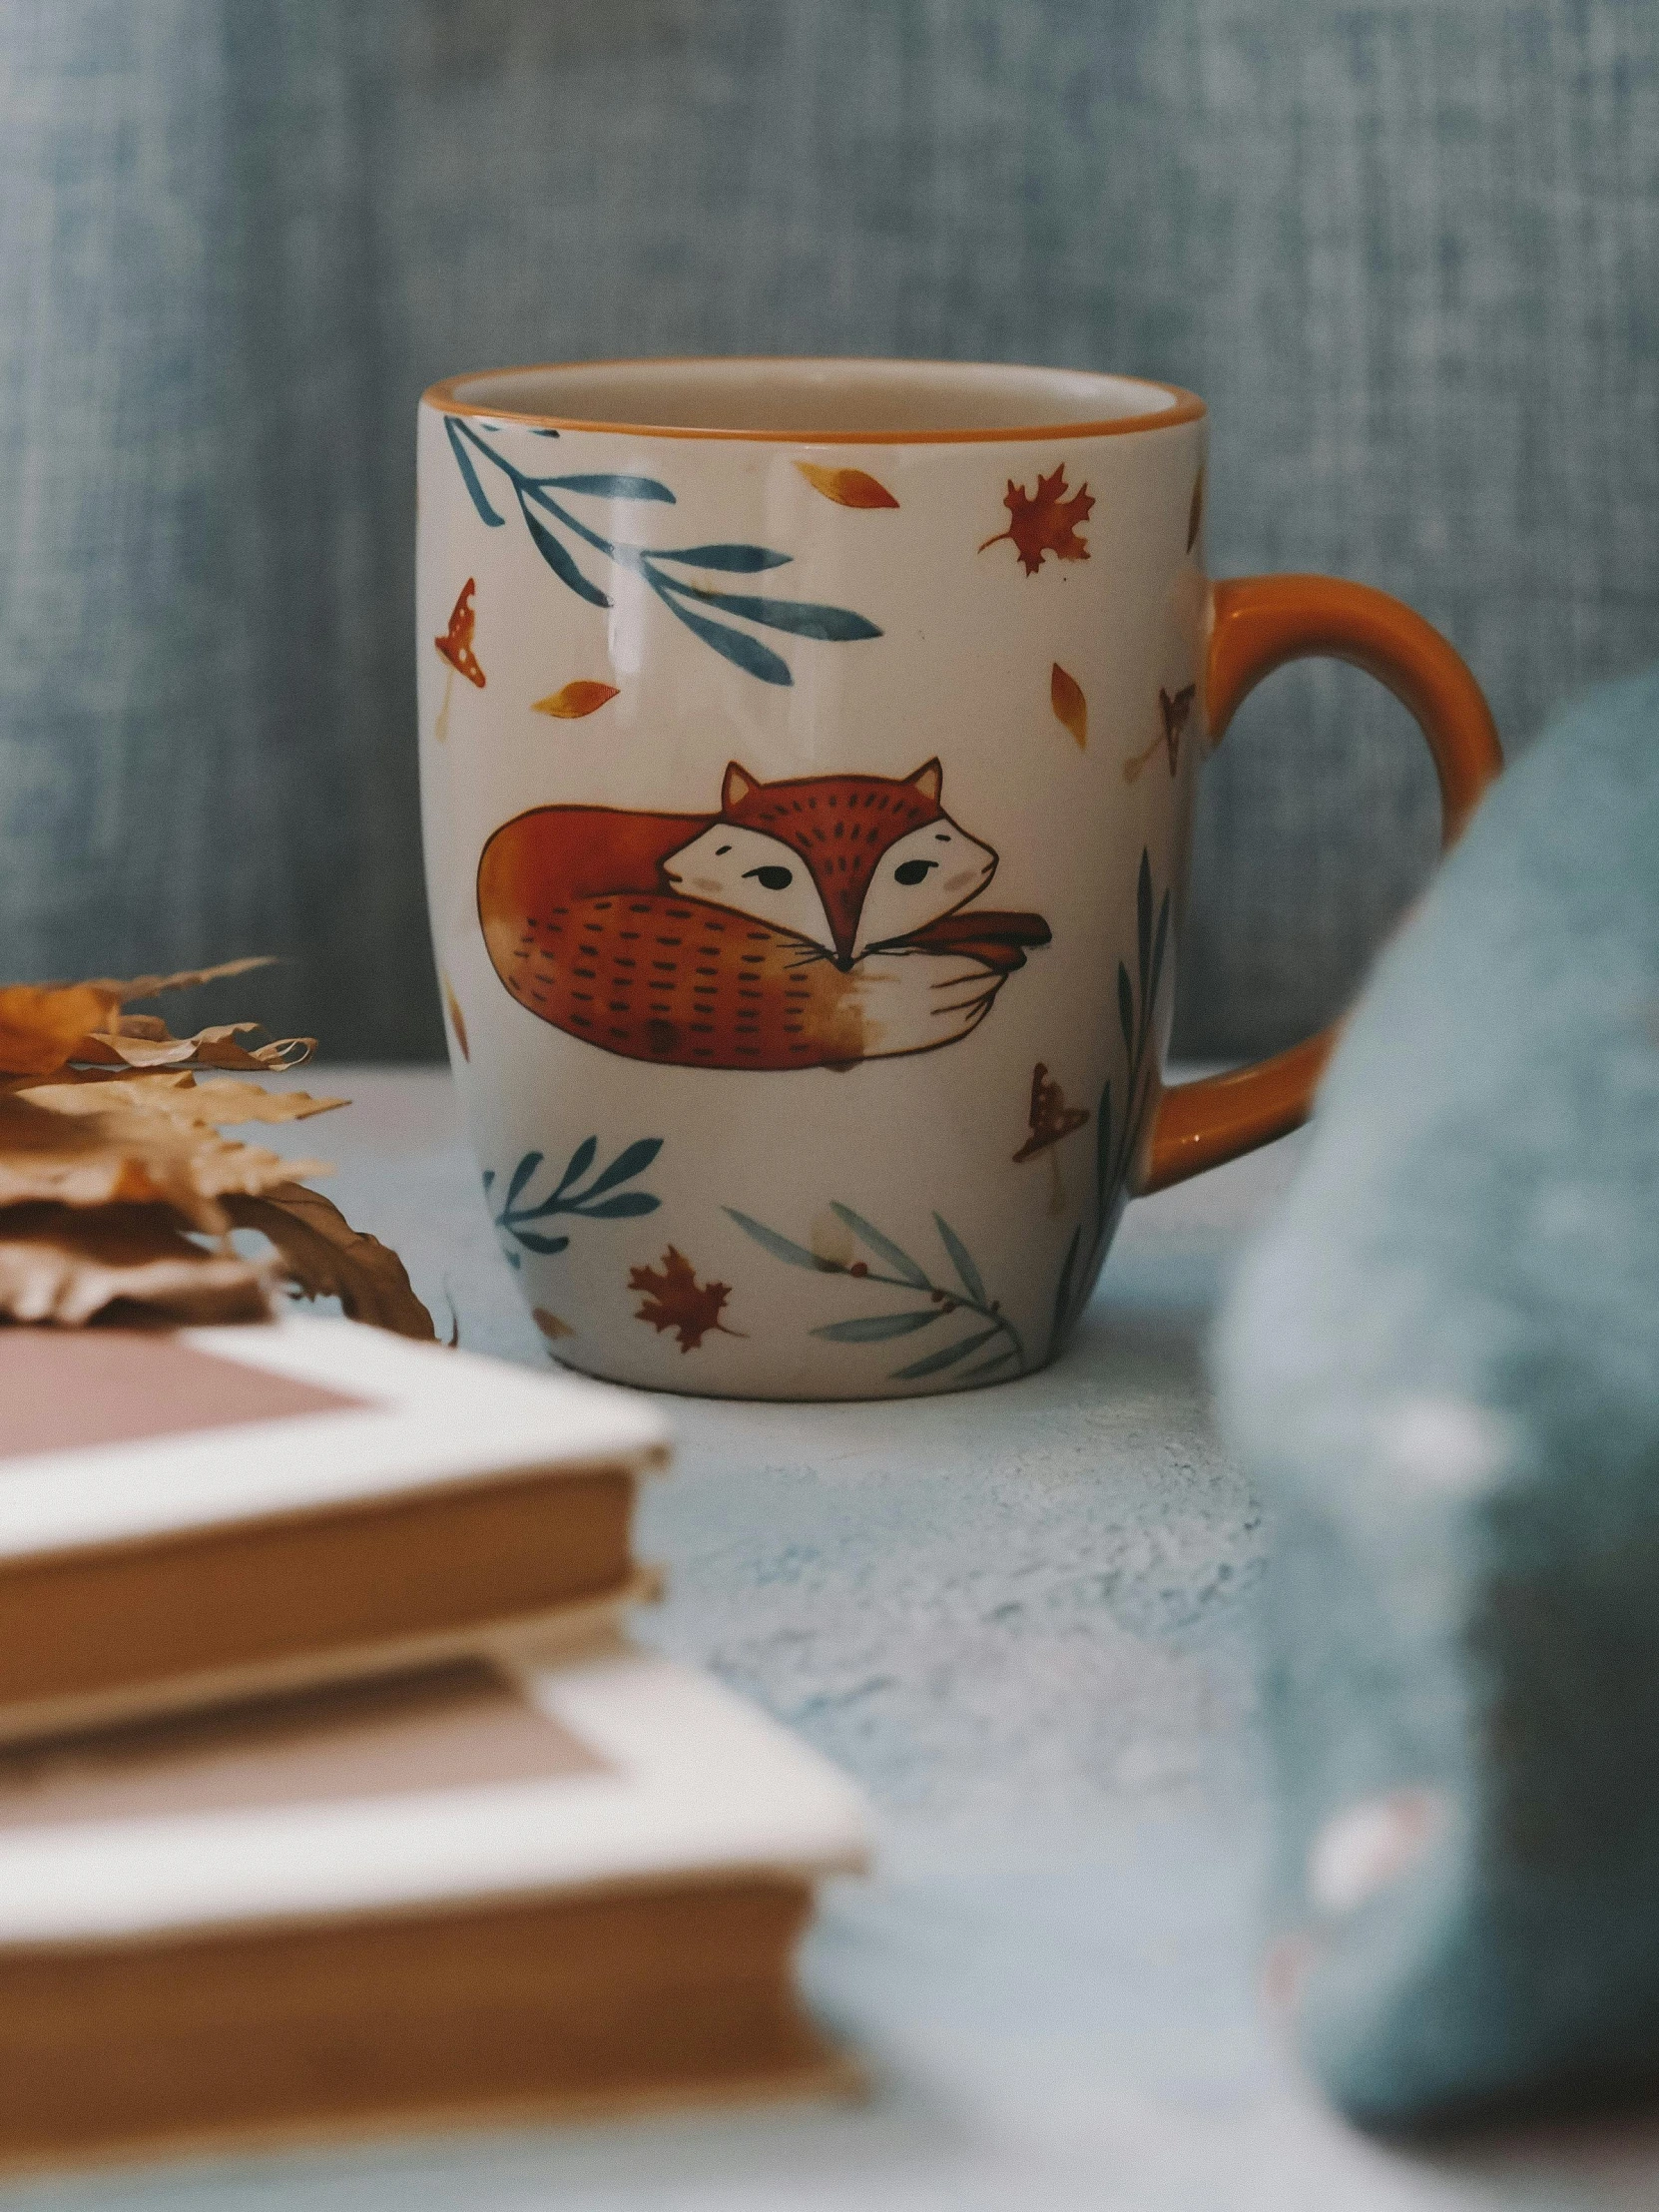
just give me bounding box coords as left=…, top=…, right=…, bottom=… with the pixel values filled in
left=484, top=1135, right=662, bottom=1266
left=1047, top=847, right=1170, bottom=1355
left=727, top=1201, right=1026, bottom=1383
left=444, top=417, right=881, bottom=688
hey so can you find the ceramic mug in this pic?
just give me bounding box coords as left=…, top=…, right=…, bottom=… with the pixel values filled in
left=417, top=357, right=1499, bottom=1399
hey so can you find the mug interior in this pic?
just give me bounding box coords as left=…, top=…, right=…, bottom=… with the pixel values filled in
left=434, top=356, right=1199, bottom=440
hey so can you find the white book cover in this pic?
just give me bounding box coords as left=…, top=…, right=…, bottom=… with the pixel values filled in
left=0, top=1316, right=670, bottom=1561
left=0, top=1318, right=674, bottom=1745
left=0, top=1644, right=873, bottom=1949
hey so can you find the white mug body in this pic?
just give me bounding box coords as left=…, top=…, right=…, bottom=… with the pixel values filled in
left=418, top=358, right=1208, bottom=1399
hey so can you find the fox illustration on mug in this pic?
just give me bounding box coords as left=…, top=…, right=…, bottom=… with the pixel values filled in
left=477, top=760, right=1051, bottom=1069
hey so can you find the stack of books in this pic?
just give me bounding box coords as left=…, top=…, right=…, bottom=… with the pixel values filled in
left=0, top=1319, right=869, bottom=2173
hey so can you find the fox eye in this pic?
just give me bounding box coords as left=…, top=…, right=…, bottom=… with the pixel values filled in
left=744, top=864, right=794, bottom=891
left=893, top=858, right=937, bottom=885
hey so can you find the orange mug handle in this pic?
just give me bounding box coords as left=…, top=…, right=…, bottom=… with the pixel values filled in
left=1139, top=574, right=1503, bottom=1195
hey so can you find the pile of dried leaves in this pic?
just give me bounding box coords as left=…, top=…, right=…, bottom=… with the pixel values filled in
left=0, top=960, right=433, bottom=1337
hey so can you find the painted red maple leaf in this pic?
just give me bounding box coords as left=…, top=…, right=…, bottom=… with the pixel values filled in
left=979, top=466, right=1094, bottom=575
left=628, top=1244, right=742, bottom=1353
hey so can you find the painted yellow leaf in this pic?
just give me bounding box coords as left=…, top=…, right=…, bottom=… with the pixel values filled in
left=534, top=681, right=620, bottom=720
left=795, top=462, right=900, bottom=510
left=533, top=1307, right=575, bottom=1342
left=443, top=973, right=470, bottom=1060
left=1051, top=663, right=1088, bottom=749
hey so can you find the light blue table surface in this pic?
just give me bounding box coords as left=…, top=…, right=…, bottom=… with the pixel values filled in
left=11, top=1071, right=1657, bottom=2212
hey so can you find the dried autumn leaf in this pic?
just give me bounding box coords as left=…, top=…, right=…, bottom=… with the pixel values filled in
left=192, top=1077, right=340, bottom=1123
left=191, top=1024, right=314, bottom=1073
left=795, top=462, right=900, bottom=510
left=533, top=681, right=619, bottom=720
left=0, top=960, right=311, bottom=1089
left=0, top=983, right=125, bottom=1077
left=80, top=956, right=276, bottom=1003
left=979, top=465, right=1094, bottom=576
left=435, top=577, right=485, bottom=688
left=0, top=1093, right=326, bottom=1230
left=71, top=1022, right=315, bottom=1075
left=442, top=974, right=470, bottom=1061
left=0, top=1204, right=276, bottom=1326
left=20, top=1073, right=347, bottom=1128
left=0, top=954, right=442, bottom=1342
left=628, top=1245, right=740, bottom=1353
left=224, top=1183, right=436, bottom=1342
left=1050, top=663, right=1088, bottom=749
left=0, top=956, right=439, bottom=1342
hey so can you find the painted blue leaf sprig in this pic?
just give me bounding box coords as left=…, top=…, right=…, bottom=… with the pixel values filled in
left=484, top=1135, right=662, bottom=1267
left=1047, top=847, right=1170, bottom=1357
left=443, top=416, right=882, bottom=688
left=727, top=1201, right=1026, bottom=1383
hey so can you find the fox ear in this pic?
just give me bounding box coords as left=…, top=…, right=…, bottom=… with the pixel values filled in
left=905, top=759, right=943, bottom=804
left=721, top=761, right=761, bottom=814
left=722, top=762, right=760, bottom=812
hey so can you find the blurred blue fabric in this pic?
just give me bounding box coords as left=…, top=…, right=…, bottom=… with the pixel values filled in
left=1214, top=666, right=1659, bottom=2128
left=1, top=2, right=1654, bottom=1057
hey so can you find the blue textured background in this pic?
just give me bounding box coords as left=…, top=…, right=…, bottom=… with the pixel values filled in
left=1, top=2, right=1655, bottom=1056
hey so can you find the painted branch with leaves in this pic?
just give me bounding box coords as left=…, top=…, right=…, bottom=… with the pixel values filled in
left=444, top=416, right=882, bottom=688
left=1047, top=847, right=1171, bottom=1359
left=727, top=1201, right=1026, bottom=1384
left=485, top=1136, right=663, bottom=1265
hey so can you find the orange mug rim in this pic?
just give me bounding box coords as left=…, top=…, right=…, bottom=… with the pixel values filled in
left=420, top=354, right=1207, bottom=445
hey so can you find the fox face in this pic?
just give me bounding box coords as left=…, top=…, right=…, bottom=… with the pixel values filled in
left=851, top=815, right=998, bottom=958
left=661, top=760, right=997, bottom=966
